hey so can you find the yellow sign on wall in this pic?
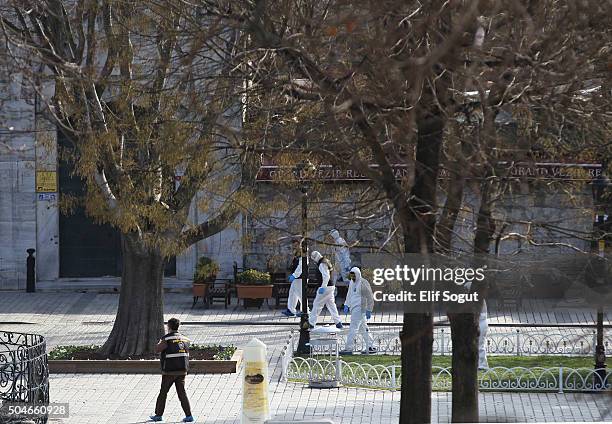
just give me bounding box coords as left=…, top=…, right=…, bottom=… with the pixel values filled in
left=36, top=171, right=57, bottom=192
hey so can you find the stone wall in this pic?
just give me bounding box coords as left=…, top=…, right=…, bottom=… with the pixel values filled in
left=0, top=49, right=36, bottom=289
left=176, top=190, right=244, bottom=281
left=244, top=180, right=596, bottom=274
left=0, top=40, right=597, bottom=286
left=0, top=42, right=242, bottom=284
left=451, top=182, right=594, bottom=255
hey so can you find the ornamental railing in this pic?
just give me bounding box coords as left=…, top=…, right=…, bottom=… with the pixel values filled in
left=335, top=328, right=611, bottom=356
left=281, top=331, right=611, bottom=392
left=0, top=331, right=49, bottom=424
left=280, top=332, right=296, bottom=382
left=284, top=356, right=611, bottom=392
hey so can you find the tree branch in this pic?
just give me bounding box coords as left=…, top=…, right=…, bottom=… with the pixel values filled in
left=179, top=201, right=241, bottom=246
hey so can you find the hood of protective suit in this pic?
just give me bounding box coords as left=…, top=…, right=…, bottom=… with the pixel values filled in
left=310, top=251, right=323, bottom=262
left=349, top=266, right=362, bottom=282
left=329, top=229, right=341, bottom=241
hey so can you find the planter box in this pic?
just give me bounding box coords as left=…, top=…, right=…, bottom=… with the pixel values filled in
left=192, top=283, right=209, bottom=297
left=49, top=349, right=242, bottom=374
left=236, top=284, right=273, bottom=299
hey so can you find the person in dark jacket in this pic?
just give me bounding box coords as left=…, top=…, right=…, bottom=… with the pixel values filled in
left=150, top=318, right=194, bottom=422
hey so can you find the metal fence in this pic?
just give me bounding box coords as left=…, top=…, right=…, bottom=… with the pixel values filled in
left=0, top=331, right=50, bottom=424
left=285, top=357, right=611, bottom=392
left=335, top=328, right=611, bottom=356
left=281, top=331, right=612, bottom=392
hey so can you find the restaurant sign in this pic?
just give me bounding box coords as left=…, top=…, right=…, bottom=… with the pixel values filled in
left=256, top=162, right=602, bottom=183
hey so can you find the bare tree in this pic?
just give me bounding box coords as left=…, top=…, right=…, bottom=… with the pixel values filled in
left=0, top=1, right=256, bottom=357
left=215, top=0, right=611, bottom=422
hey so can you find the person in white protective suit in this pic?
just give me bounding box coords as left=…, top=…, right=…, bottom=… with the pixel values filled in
left=477, top=300, right=489, bottom=369
left=329, top=229, right=352, bottom=283
left=307, top=251, right=343, bottom=329
left=465, top=280, right=489, bottom=369
left=281, top=240, right=308, bottom=317
left=340, top=267, right=377, bottom=355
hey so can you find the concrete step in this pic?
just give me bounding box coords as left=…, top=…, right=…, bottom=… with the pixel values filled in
left=32, top=278, right=192, bottom=293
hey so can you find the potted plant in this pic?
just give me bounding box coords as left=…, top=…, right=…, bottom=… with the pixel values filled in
left=235, top=269, right=273, bottom=308
left=192, top=256, right=220, bottom=300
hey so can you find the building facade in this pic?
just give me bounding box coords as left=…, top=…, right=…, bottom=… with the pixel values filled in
left=0, top=59, right=243, bottom=288
left=1, top=57, right=604, bottom=288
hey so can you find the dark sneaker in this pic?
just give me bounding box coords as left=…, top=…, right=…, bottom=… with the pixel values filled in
left=335, top=322, right=344, bottom=329
left=183, top=416, right=195, bottom=422
left=281, top=309, right=295, bottom=317
left=361, top=347, right=378, bottom=355
left=150, top=416, right=163, bottom=422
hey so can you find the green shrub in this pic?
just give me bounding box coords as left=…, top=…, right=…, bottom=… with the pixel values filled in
left=193, top=256, right=220, bottom=283
left=237, top=269, right=271, bottom=285
left=49, top=344, right=100, bottom=360
left=191, top=344, right=237, bottom=360
left=49, top=344, right=237, bottom=360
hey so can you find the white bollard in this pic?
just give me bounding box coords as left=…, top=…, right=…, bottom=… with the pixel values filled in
left=242, top=338, right=270, bottom=424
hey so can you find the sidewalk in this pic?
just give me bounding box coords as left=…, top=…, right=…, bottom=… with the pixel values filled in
left=1, top=289, right=609, bottom=327
left=49, top=374, right=611, bottom=424
left=36, top=277, right=192, bottom=293
left=1, top=291, right=611, bottom=423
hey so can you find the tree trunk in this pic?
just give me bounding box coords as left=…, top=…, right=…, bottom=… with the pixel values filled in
left=439, top=158, right=480, bottom=422
left=440, top=176, right=481, bottom=422
left=100, top=232, right=165, bottom=357
left=437, top=137, right=469, bottom=254
left=474, top=181, right=496, bottom=254
left=399, top=313, right=434, bottom=424
left=448, top=178, right=497, bottom=422
left=399, top=114, right=444, bottom=424
left=437, top=171, right=465, bottom=253
left=449, top=312, right=480, bottom=422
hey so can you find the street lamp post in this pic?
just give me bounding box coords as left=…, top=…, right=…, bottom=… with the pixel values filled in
left=594, top=214, right=607, bottom=381
left=592, top=174, right=609, bottom=382
left=296, top=161, right=315, bottom=354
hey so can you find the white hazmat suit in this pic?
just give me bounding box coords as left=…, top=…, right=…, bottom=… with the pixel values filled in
left=343, top=267, right=375, bottom=353
left=329, top=229, right=352, bottom=283
left=287, top=256, right=306, bottom=315
left=465, top=281, right=489, bottom=369
left=478, top=301, right=489, bottom=369
left=308, top=251, right=342, bottom=328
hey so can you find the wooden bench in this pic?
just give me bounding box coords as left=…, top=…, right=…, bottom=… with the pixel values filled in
left=206, top=279, right=232, bottom=308
left=271, top=272, right=289, bottom=308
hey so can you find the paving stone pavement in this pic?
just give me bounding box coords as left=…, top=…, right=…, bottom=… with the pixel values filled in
left=1, top=290, right=610, bottom=328
left=1, top=291, right=611, bottom=423
left=45, top=375, right=612, bottom=424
